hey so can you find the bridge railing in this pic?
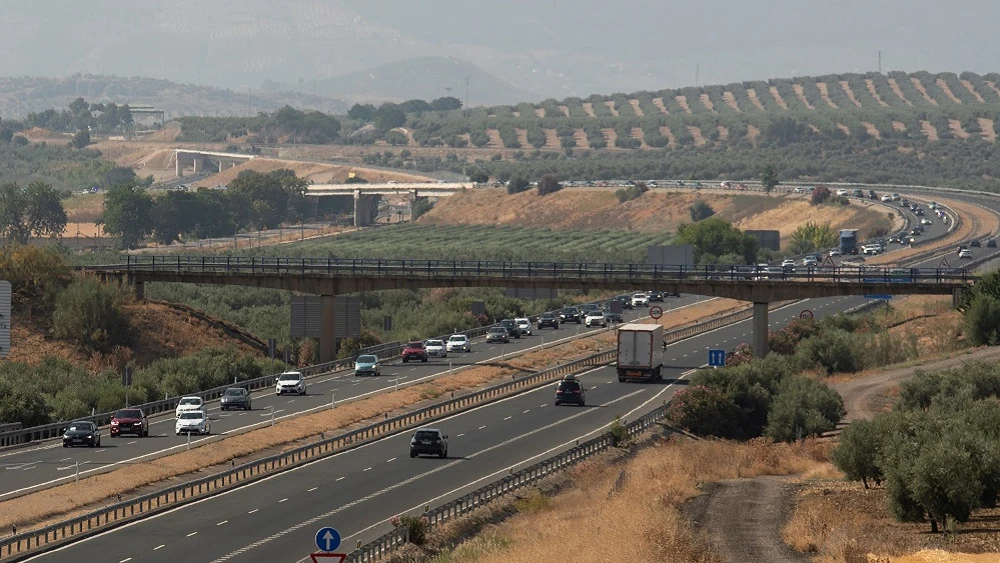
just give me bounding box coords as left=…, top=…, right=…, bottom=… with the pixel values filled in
left=86, top=256, right=976, bottom=284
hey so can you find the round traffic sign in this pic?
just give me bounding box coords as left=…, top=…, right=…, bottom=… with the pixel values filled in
left=315, top=526, right=341, bottom=552
left=799, top=309, right=814, bottom=319
left=649, top=306, right=664, bottom=319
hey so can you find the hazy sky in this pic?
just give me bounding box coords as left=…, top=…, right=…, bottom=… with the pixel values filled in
left=0, top=0, right=997, bottom=99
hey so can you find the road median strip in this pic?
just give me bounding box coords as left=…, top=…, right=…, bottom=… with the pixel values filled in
left=0, top=298, right=773, bottom=560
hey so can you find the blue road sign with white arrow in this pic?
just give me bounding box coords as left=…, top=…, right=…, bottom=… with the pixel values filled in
left=315, top=527, right=341, bottom=552
left=708, top=349, right=726, bottom=367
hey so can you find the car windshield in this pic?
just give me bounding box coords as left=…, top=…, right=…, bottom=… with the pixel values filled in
left=224, top=388, right=245, bottom=396
left=425, top=340, right=443, bottom=347
left=115, top=410, right=141, bottom=419
left=414, top=430, right=441, bottom=440
left=179, top=398, right=201, bottom=406
left=490, top=328, right=506, bottom=333
left=448, top=335, right=466, bottom=342
left=406, top=342, right=423, bottom=349
left=179, top=412, right=204, bottom=420
left=67, top=422, right=94, bottom=432
left=279, top=373, right=302, bottom=381
left=558, top=381, right=581, bottom=391
left=357, top=355, right=377, bottom=363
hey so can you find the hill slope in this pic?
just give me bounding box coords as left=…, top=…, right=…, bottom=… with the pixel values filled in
left=419, top=188, right=896, bottom=243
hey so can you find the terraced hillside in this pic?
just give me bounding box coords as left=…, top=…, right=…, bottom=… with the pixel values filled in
left=401, top=71, right=1000, bottom=150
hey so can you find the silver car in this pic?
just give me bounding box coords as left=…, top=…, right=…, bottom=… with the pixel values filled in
left=446, top=334, right=471, bottom=353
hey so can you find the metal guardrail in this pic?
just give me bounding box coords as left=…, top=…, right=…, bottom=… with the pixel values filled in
left=82, top=256, right=976, bottom=284
left=0, top=292, right=782, bottom=559
left=344, top=295, right=895, bottom=562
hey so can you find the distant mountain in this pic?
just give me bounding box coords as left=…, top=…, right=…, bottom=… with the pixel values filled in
left=262, top=57, right=538, bottom=106
left=0, top=75, right=350, bottom=121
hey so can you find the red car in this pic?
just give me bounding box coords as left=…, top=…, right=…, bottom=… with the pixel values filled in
left=401, top=341, right=428, bottom=363
left=110, top=408, right=149, bottom=437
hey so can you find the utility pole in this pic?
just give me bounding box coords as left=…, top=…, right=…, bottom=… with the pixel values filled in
left=465, top=76, right=470, bottom=116
left=247, top=88, right=251, bottom=118
left=695, top=62, right=700, bottom=87
left=878, top=50, right=882, bottom=74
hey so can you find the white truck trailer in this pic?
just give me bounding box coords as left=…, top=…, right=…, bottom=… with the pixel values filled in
left=616, top=323, right=664, bottom=382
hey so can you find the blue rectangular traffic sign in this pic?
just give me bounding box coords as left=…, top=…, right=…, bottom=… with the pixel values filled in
left=708, top=349, right=726, bottom=367
left=864, top=295, right=893, bottom=300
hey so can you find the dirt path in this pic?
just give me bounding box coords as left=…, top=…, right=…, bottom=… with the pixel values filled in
left=936, top=78, right=962, bottom=104
left=840, top=81, right=863, bottom=108
left=746, top=89, right=767, bottom=111
left=688, top=476, right=806, bottom=563
left=887, top=78, right=914, bottom=106
left=833, top=346, right=1000, bottom=422
left=722, top=91, right=742, bottom=112
left=911, top=77, right=939, bottom=105
left=791, top=84, right=815, bottom=109
left=978, top=118, right=996, bottom=142
left=960, top=79, right=986, bottom=103
left=816, top=82, right=838, bottom=109
left=865, top=79, right=890, bottom=107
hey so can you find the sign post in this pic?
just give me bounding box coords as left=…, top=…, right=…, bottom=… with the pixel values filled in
left=649, top=306, right=663, bottom=320
left=311, top=526, right=345, bottom=562
left=708, top=349, right=725, bottom=368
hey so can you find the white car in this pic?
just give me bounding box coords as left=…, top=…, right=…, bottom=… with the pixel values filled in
left=802, top=256, right=819, bottom=266
left=959, top=248, right=973, bottom=259
left=446, top=334, right=471, bottom=353
left=424, top=339, right=447, bottom=358
left=781, top=259, right=796, bottom=268
left=880, top=195, right=892, bottom=202
left=829, top=248, right=842, bottom=257
left=275, top=371, right=306, bottom=396
left=631, top=293, right=649, bottom=307
left=175, top=410, right=210, bottom=435
left=920, top=218, right=933, bottom=225
left=515, top=318, right=532, bottom=336
left=584, top=311, right=608, bottom=328
left=836, top=189, right=849, bottom=196
left=793, top=186, right=806, bottom=193
left=175, top=396, right=204, bottom=418
left=891, top=193, right=901, bottom=200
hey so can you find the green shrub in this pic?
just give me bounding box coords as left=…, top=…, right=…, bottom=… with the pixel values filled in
left=507, top=176, right=530, bottom=194
left=796, top=329, right=863, bottom=374
left=831, top=418, right=884, bottom=488
left=688, top=201, right=715, bottom=221
left=667, top=384, right=743, bottom=438
left=51, top=279, right=131, bottom=353
left=962, top=294, right=1000, bottom=346
left=764, top=375, right=845, bottom=441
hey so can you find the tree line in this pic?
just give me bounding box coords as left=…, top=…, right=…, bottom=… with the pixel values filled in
left=100, top=169, right=314, bottom=249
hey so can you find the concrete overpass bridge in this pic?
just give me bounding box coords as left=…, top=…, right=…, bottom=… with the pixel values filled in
left=83, top=257, right=976, bottom=363
left=305, top=183, right=472, bottom=226
left=174, top=149, right=256, bottom=178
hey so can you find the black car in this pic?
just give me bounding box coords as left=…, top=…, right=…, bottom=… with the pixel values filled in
left=63, top=421, right=101, bottom=448
left=988, top=239, right=998, bottom=248
left=537, top=312, right=560, bottom=329
left=554, top=375, right=587, bottom=406
left=486, top=326, right=510, bottom=343
left=648, top=291, right=664, bottom=302
left=971, top=239, right=981, bottom=248
left=410, top=428, right=448, bottom=458
left=616, top=296, right=634, bottom=310
left=498, top=318, right=523, bottom=338
left=602, top=308, right=624, bottom=324
left=220, top=387, right=252, bottom=411
left=559, top=307, right=583, bottom=323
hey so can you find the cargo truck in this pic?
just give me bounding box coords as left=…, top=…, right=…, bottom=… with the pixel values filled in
left=616, top=323, right=664, bottom=382
left=839, top=229, right=859, bottom=255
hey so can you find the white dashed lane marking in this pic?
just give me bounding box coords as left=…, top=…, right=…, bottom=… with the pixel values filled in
left=187, top=532, right=198, bottom=537
left=307, top=487, right=318, bottom=492
left=154, top=545, right=165, bottom=551
left=248, top=509, right=258, bottom=514
left=217, top=520, right=228, bottom=526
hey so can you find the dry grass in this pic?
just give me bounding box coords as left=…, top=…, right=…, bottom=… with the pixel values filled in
left=63, top=193, right=105, bottom=223
left=840, top=81, right=863, bottom=108
left=1, top=298, right=745, bottom=532
left=426, top=438, right=832, bottom=563
left=784, top=480, right=1000, bottom=563
left=910, top=78, right=939, bottom=105
left=887, top=79, right=914, bottom=106
left=866, top=79, right=891, bottom=107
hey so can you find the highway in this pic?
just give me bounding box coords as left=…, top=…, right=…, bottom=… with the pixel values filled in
left=13, top=187, right=994, bottom=562
left=0, top=296, right=705, bottom=499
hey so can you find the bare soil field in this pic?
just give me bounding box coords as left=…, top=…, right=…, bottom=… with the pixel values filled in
left=892, top=121, right=908, bottom=132
left=747, top=124, right=761, bottom=142
left=960, top=80, right=985, bottom=103
left=861, top=122, right=881, bottom=138
left=722, top=91, right=742, bottom=112
left=515, top=128, right=529, bottom=149
left=557, top=105, right=570, bottom=117
left=717, top=126, right=730, bottom=142
left=419, top=188, right=894, bottom=243
left=628, top=99, right=644, bottom=116
left=581, top=102, right=596, bottom=117
left=792, top=84, right=816, bottom=110
left=977, top=118, right=996, bottom=142
left=689, top=125, right=707, bottom=147
left=770, top=86, right=790, bottom=110
left=836, top=123, right=851, bottom=136
left=603, top=100, right=619, bottom=116
left=652, top=97, right=669, bottom=114
left=600, top=128, right=618, bottom=148
left=985, top=81, right=1000, bottom=98
left=865, top=79, right=890, bottom=107
left=699, top=93, right=716, bottom=112
left=485, top=128, right=504, bottom=148
left=887, top=79, right=914, bottom=106
left=542, top=128, right=560, bottom=149
left=949, top=119, right=970, bottom=139
left=839, top=81, right=863, bottom=108
left=935, top=78, right=963, bottom=104
left=630, top=126, right=649, bottom=148
left=920, top=120, right=940, bottom=141
left=573, top=128, right=590, bottom=149
left=746, top=89, right=767, bottom=111
left=660, top=126, right=678, bottom=148
left=910, top=78, right=938, bottom=105
left=676, top=95, right=693, bottom=114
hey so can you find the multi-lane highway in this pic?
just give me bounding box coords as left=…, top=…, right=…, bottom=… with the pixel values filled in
left=12, top=187, right=996, bottom=562
left=0, top=296, right=706, bottom=500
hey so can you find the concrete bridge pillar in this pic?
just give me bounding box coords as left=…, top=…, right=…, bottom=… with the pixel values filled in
left=408, top=190, right=418, bottom=223
left=192, top=156, right=204, bottom=174
left=354, top=191, right=376, bottom=227
left=175, top=155, right=184, bottom=178
left=753, top=302, right=769, bottom=359
left=134, top=281, right=145, bottom=300
left=320, top=295, right=337, bottom=363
